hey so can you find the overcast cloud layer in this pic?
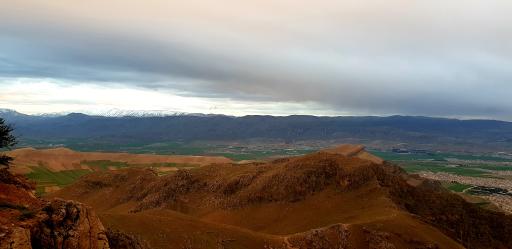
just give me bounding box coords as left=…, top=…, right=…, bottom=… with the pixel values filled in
left=1, top=0, right=511, bottom=119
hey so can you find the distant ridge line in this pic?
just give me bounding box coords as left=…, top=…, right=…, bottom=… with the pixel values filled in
left=1, top=108, right=510, bottom=122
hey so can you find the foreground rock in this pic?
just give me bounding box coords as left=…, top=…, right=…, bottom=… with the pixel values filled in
left=30, top=199, right=110, bottom=249
left=106, top=229, right=151, bottom=249
left=0, top=168, right=150, bottom=249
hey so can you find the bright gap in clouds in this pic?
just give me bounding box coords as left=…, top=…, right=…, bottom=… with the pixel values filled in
left=0, top=79, right=349, bottom=116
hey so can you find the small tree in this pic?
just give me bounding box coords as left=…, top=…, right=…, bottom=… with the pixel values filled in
left=0, top=118, right=16, bottom=167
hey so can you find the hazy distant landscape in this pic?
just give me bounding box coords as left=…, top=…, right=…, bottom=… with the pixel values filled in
left=4, top=109, right=512, bottom=215
left=4, top=109, right=512, bottom=155
left=2, top=0, right=512, bottom=248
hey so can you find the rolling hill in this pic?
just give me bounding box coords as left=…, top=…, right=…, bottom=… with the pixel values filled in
left=5, top=147, right=232, bottom=195
left=49, top=145, right=512, bottom=249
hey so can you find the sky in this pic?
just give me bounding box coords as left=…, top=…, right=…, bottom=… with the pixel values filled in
left=0, top=0, right=511, bottom=119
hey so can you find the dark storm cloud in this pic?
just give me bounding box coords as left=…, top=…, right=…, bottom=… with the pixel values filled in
left=1, top=0, right=512, bottom=119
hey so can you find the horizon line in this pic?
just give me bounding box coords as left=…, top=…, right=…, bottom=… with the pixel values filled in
left=1, top=108, right=510, bottom=123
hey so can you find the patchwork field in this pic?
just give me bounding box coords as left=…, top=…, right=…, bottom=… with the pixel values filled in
left=373, top=150, right=512, bottom=212
left=18, top=139, right=318, bottom=161
left=7, top=147, right=232, bottom=195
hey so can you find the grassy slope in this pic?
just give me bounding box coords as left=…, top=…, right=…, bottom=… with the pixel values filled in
left=26, top=166, right=90, bottom=195
left=27, top=160, right=200, bottom=196
left=372, top=151, right=512, bottom=177
left=446, top=182, right=473, bottom=192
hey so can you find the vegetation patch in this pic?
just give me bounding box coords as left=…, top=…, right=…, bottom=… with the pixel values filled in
left=156, top=171, right=175, bottom=176
left=25, top=166, right=91, bottom=187
left=35, top=185, right=46, bottom=197
left=473, top=164, right=512, bottom=171
left=373, top=151, right=512, bottom=163
left=399, top=162, right=488, bottom=177
left=131, top=162, right=198, bottom=168
left=64, top=140, right=209, bottom=155
left=18, top=209, right=36, bottom=220
left=82, top=160, right=200, bottom=169
left=0, top=202, right=27, bottom=211
left=372, top=151, right=447, bottom=161
left=81, top=160, right=129, bottom=170
left=27, top=161, right=202, bottom=195
left=446, top=183, right=473, bottom=192
left=217, top=149, right=316, bottom=161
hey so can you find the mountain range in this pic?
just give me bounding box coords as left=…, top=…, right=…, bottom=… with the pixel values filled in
left=2, top=109, right=512, bottom=153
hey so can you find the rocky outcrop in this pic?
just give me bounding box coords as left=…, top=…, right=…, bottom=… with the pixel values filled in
left=285, top=224, right=351, bottom=249
left=106, top=229, right=151, bottom=249
left=0, top=169, right=33, bottom=191
left=1, top=199, right=111, bottom=249
left=283, top=224, right=441, bottom=249
left=321, top=144, right=384, bottom=164
left=0, top=227, right=32, bottom=249
left=0, top=168, right=150, bottom=249
left=30, top=199, right=110, bottom=249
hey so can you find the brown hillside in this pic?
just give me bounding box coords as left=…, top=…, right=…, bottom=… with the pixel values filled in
left=52, top=145, right=512, bottom=249
left=6, top=147, right=232, bottom=174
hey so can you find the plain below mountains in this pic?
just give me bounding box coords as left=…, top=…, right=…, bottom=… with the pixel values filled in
left=2, top=109, right=512, bottom=153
